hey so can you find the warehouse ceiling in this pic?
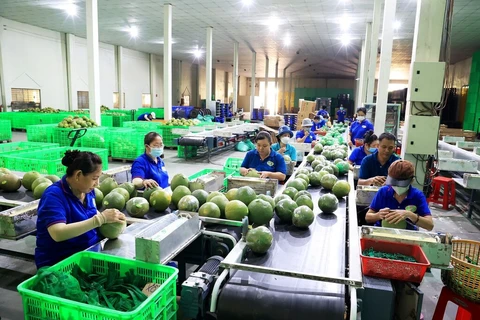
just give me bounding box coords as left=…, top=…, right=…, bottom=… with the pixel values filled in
left=0, top=0, right=479, bottom=80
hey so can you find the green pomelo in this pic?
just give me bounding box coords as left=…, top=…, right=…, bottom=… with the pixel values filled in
left=225, top=188, right=238, bottom=201
left=257, top=194, right=275, bottom=210
left=192, top=189, right=209, bottom=206
left=1, top=173, right=22, bottom=192
left=99, top=220, right=126, bottom=239
left=172, top=185, right=191, bottom=206
left=31, top=177, right=52, bottom=192
left=111, top=188, right=130, bottom=202
left=45, top=175, right=60, bottom=183
left=119, top=182, right=136, bottom=197
left=225, top=200, right=249, bottom=221
left=178, top=195, right=200, bottom=212
left=94, top=188, right=104, bottom=208
left=248, top=199, right=274, bottom=225
left=274, top=194, right=291, bottom=205
left=381, top=219, right=407, bottom=229
left=246, top=226, right=273, bottom=254
left=22, top=171, right=42, bottom=190
left=306, top=154, right=316, bottom=163
left=150, top=189, right=172, bottom=212
left=210, top=195, right=229, bottom=217
left=143, top=187, right=162, bottom=202
left=294, top=190, right=312, bottom=201
left=296, top=168, right=311, bottom=176
left=287, top=179, right=306, bottom=191
left=332, top=180, right=351, bottom=198
left=282, top=187, right=298, bottom=200
left=334, top=159, right=343, bottom=165
left=320, top=166, right=334, bottom=175
left=308, top=172, right=323, bottom=187
left=99, top=174, right=111, bottom=183
left=246, top=169, right=261, bottom=178
left=170, top=173, right=189, bottom=191
left=207, top=191, right=224, bottom=202
left=313, top=144, right=323, bottom=154
left=102, top=192, right=126, bottom=210
left=99, top=177, right=118, bottom=196
left=236, top=186, right=257, bottom=205
left=318, top=194, right=339, bottom=214
left=126, top=197, right=150, bottom=217
left=292, top=206, right=315, bottom=228
left=321, top=174, right=338, bottom=190
left=188, top=181, right=204, bottom=192
left=198, top=202, right=221, bottom=218
left=275, top=198, right=298, bottom=223
left=311, top=160, right=322, bottom=170
left=295, top=195, right=314, bottom=210
left=296, top=174, right=310, bottom=186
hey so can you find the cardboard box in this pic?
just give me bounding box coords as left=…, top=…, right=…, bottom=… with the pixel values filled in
left=299, top=100, right=316, bottom=113
left=263, top=115, right=285, bottom=128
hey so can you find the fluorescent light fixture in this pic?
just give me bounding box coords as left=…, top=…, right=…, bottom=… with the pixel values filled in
left=65, top=3, right=77, bottom=16
left=341, top=35, right=351, bottom=46
left=284, top=35, right=291, bottom=46
left=129, top=26, right=139, bottom=38
left=268, top=16, right=280, bottom=32
left=394, top=20, right=401, bottom=30
left=193, top=49, right=202, bottom=58
left=242, top=0, right=254, bottom=6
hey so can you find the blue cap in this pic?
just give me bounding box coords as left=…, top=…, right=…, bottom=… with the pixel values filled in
left=277, top=125, right=293, bottom=138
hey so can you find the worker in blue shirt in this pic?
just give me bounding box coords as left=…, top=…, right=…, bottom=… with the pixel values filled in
left=240, top=131, right=287, bottom=181
left=137, top=112, right=156, bottom=121
left=358, top=132, right=400, bottom=186
left=35, top=151, right=125, bottom=269
left=271, top=125, right=297, bottom=162
left=366, top=160, right=434, bottom=231
left=336, top=104, right=347, bottom=124
left=296, top=118, right=317, bottom=144
left=317, top=105, right=329, bottom=120
left=132, top=132, right=169, bottom=189
left=348, top=107, right=374, bottom=147
left=312, top=115, right=326, bottom=134
left=348, top=131, right=379, bottom=166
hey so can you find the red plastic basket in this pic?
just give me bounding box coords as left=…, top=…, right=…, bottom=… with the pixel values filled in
left=360, top=238, right=430, bottom=283
left=355, top=138, right=364, bottom=147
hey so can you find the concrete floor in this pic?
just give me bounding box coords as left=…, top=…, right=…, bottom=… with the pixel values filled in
left=0, top=131, right=479, bottom=320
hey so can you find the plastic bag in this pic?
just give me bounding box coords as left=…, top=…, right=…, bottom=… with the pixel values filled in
left=244, top=140, right=256, bottom=151
left=235, top=141, right=249, bottom=152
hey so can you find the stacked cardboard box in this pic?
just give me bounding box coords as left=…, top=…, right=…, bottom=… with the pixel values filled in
left=439, top=125, right=476, bottom=142
left=263, top=115, right=285, bottom=129
left=295, top=99, right=316, bottom=130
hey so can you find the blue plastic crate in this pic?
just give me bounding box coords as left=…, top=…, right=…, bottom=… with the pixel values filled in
left=172, top=106, right=194, bottom=119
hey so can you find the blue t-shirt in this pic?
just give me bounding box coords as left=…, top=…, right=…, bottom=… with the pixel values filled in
left=337, top=109, right=346, bottom=122
left=370, top=186, right=431, bottom=231
left=35, top=176, right=100, bottom=269
left=132, top=153, right=169, bottom=188
left=241, top=149, right=287, bottom=174
left=271, top=143, right=297, bottom=162
left=137, top=113, right=151, bottom=121
left=312, top=120, right=326, bottom=131
left=359, top=151, right=400, bottom=180
left=348, top=146, right=368, bottom=166
left=350, top=119, right=374, bottom=144
left=317, top=110, right=329, bottom=118
left=295, top=130, right=317, bottom=144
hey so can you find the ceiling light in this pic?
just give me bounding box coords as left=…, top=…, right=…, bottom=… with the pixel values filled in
left=394, top=21, right=401, bottom=30
left=242, top=0, right=254, bottom=6
left=193, top=49, right=202, bottom=58
left=268, top=16, right=280, bottom=32
left=129, top=26, right=139, bottom=38
left=341, top=35, right=351, bottom=46
left=65, top=3, right=77, bottom=16
left=284, top=35, right=291, bottom=46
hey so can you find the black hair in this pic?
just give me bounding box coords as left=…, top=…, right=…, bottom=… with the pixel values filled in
left=378, top=132, right=396, bottom=142
left=255, top=131, right=272, bottom=144
left=357, top=107, right=367, bottom=115
left=322, top=105, right=327, bottom=110
left=363, top=130, right=378, bottom=145
left=62, top=150, right=102, bottom=177
left=313, top=115, right=321, bottom=120
left=144, top=131, right=162, bottom=145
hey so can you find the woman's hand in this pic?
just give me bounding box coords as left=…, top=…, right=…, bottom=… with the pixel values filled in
left=143, top=179, right=159, bottom=189
left=370, top=176, right=386, bottom=186
left=101, top=209, right=126, bottom=224
left=278, top=147, right=286, bottom=154
left=377, top=208, right=390, bottom=220
left=240, top=168, right=250, bottom=176
left=259, top=171, right=271, bottom=179
left=385, top=210, right=413, bottom=224
left=348, top=140, right=354, bottom=148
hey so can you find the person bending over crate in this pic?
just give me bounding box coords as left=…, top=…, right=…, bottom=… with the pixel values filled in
left=35, top=150, right=126, bottom=269
left=365, top=160, right=434, bottom=231
left=137, top=112, right=156, bottom=121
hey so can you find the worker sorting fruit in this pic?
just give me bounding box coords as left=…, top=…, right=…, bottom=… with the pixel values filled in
left=365, top=160, right=434, bottom=231
left=271, top=125, right=297, bottom=162
left=348, top=107, right=374, bottom=147
left=240, top=131, right=287, bottom=181
left=131, top=132, right=169, bottom=189
left=35, top=151, right=126, bottom=269
left=312, top=115, right=327, bottom=134
left=296, top=118, right=318, bottom=145
left=137, top=111, right=156, bottom=121
left=358, top=132, right=399, bottom=186
left=348, top=130, right=379, bottom=166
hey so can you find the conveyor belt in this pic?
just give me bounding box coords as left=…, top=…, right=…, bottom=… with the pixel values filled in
left=217, top=181, right=347, bottom=320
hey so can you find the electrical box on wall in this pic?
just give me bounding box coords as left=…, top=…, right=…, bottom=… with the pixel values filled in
left=403, top=115, right=440, bottom=155
left=410, top=62, right=446, bottom=102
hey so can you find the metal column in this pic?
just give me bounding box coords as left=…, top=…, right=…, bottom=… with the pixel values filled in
left=0, top=19, right=6, bottom=111
left=356, top=40, right=366, bottom=109
left=366, top=0, right=383, bottom=104
left=274, top=61, right=278, bottom=115
left=86, top=0, right=101, bottom=124
left=116, top=46, right=123, bottom=109
left=264, top=57, right=269, bottom=110
left=150, top=54, right=156, bottom=108
left=250, top=52, right=256, bottom=111
left=359, top=22, right=372, bottom=106
left=282, top=68, right=286, bottom=114
left=206, top=27, right=213, bottom=114
left=163, top=4, right=173, bottom=120
left=374, top=0, right=397, bottom=134
left=65, top=33, right=75, bottom=111
left=288, top=72, right=293, bottom=110
left=232, top=42, right=239, bottom=113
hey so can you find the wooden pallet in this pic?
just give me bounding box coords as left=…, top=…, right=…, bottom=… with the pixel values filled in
left=109, top=157, right=134, bottom=163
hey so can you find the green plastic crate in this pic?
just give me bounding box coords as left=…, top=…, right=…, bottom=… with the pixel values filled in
left=160, top=125, right=188, bottom=148
left=177, top=146, right=198, bottom=159
left=52, top=126, right=107, bottom=147
left=17, top=251, right=178, bottom=320
left=104, top=109, right=134, bottom=121
left=2, top=147, right=108, bottom=174
left=188, top=168, right=231, bottom=189
left=0, top=141, right=59, bottom=167
left=100, top=114, right=114, bottom=127
left=135, top=108, right=165, bottom=120
left=223, top=157, right=244, bottom=176
left=110, top=129, right=150, bottom=160
left=0, top=119, right=12, bottom=141
left=122, top=121, right=163, bottom=131
left=26, top=124, right=57, bottom=143
left=79, top=127, right=110, bottom=153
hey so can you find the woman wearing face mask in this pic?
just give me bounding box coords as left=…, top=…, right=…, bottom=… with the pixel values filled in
left=132, top=132, right=169, bottom=189
left=272, top=125, right=297, bottom=162
left=348, top=130, right=379, bottom=166
left=336, top=104, right=347, bottom=124
left=365, top=160, right=434, bottom=231
left=296, top=118, right=317, bottom=144
left=348, top=107, right=374, bottom=147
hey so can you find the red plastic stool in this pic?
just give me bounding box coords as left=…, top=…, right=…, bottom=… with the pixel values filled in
left=427, top=176, right=456, bottom=210
left=432, top=286, right=480, bottom=320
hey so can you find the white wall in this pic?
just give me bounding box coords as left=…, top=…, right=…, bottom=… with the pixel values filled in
left=121, top=48, right=150, bottom=109
left=1, top=18, right=68, bottom=109
left=154, top=55, right=164, bottom=107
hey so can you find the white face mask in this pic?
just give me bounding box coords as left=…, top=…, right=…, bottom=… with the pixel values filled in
left=357, top=116, right=365, bottom=121
left=281, top=137, right=290, bottom=144
left=392, top=185, right=409, bottom=195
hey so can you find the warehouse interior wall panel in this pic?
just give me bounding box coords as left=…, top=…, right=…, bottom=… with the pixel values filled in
left=215, top=69, right=226, bottom=102
left=121, top=47, right=150, bottom=110
left=154, top=55, right=164, bottom=108
left=448, top=57, right=472, bottom=89
left=1, top=18, right=68, bottom=110
left=198, top=65, right=206, bottom=100
left=180, top=61, right=198, bottom=107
